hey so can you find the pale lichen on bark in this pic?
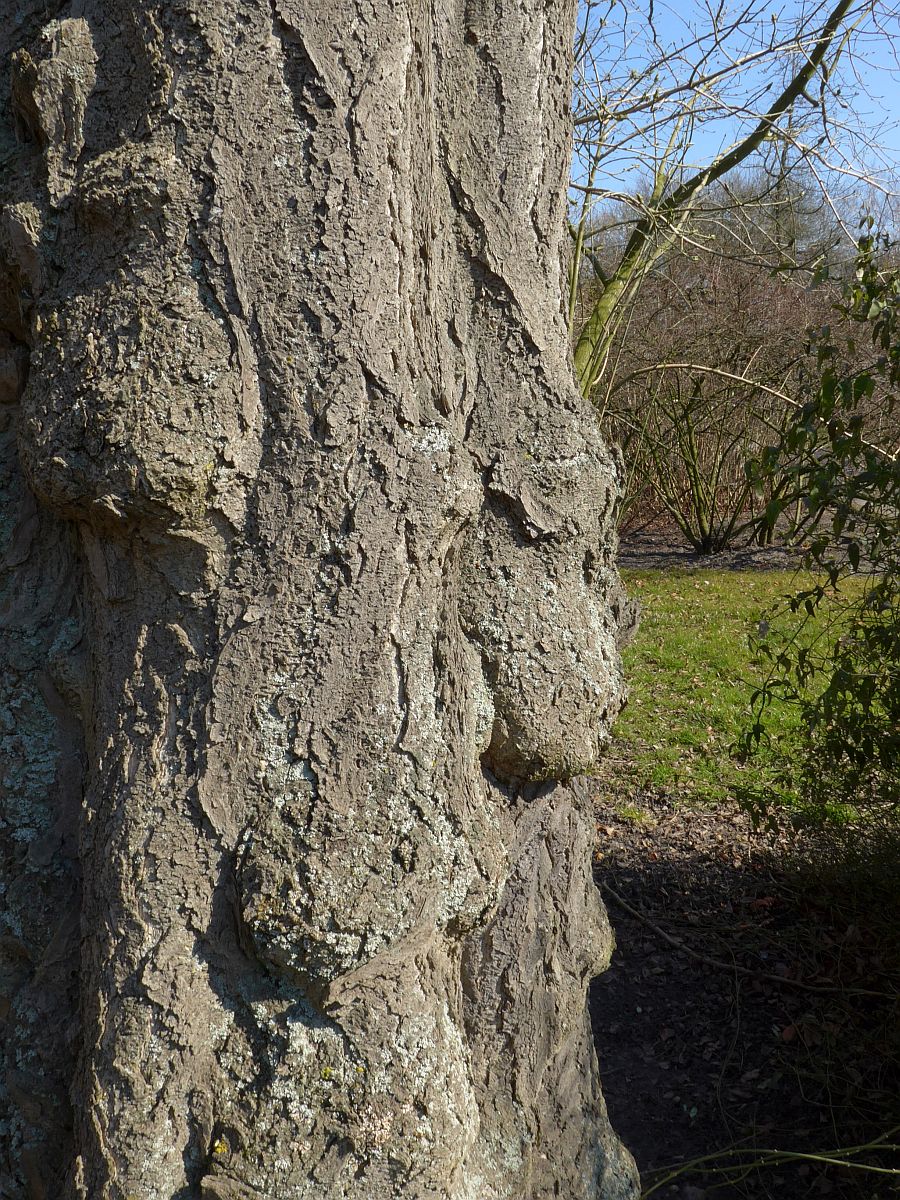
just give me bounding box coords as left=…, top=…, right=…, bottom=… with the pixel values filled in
left=0, top=2, right=639, bottom=1197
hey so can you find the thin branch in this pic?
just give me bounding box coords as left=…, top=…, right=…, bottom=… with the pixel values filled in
left=616, top=362, right=898, bottom=460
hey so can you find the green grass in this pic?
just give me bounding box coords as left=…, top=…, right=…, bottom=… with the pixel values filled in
left=614, top=802, right=655, bottom=824
left=601, top=569, right=815, bottom=807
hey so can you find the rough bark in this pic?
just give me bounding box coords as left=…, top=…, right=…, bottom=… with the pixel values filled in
left=0, top=3, right=639, bottom=1197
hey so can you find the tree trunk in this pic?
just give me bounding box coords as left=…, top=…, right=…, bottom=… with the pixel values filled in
left=0, top=3, right=638, bottom=1197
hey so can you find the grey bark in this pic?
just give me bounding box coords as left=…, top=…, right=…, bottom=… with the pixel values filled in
left=0, top=3, right=639, bottom=1198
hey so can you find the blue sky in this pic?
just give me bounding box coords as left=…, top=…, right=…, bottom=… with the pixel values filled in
left=655, top=1, right=900, bottom=166
left=573, top=0, right=900, bottom=211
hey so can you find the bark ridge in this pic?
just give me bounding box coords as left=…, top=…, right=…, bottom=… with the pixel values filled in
left=0, top=3, right=638, bottom=1197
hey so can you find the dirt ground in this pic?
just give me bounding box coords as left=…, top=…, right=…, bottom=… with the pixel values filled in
left=616, top=528, right=804, bottom=574
left=586, top=532, right=898, bottom=1199
left=586, top=787, right=898, bottom=1200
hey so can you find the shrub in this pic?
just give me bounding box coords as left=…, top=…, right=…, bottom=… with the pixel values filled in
left=744, top=231, right=899, bottom=812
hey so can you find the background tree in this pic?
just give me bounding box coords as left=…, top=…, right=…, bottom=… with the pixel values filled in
left=569, top=0, right=900, bottom=401
left=0, top=3, right=637, bottom=1198
left=596, top=180, right=841, bottom=549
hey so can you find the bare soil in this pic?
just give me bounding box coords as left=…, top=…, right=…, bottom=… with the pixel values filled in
left=586, top=787, right=898, bottom=1200
left=617, top=528, right=804, bottom=574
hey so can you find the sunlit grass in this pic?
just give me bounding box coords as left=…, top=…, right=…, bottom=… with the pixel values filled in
left=599, top=568, right=862, bottom=808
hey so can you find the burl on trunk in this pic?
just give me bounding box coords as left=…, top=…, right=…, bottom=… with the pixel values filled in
left=0, top=3, right=639, bottom=1197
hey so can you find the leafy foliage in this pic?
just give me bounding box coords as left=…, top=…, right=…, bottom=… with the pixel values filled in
left=745, top=234, right=900, bottom=809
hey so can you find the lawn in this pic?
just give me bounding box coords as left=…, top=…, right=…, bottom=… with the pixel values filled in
left=600, top=568, right=815, bottom=809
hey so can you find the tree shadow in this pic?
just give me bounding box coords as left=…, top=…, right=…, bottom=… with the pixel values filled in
left=587, top=794, right=899, bottom=1200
